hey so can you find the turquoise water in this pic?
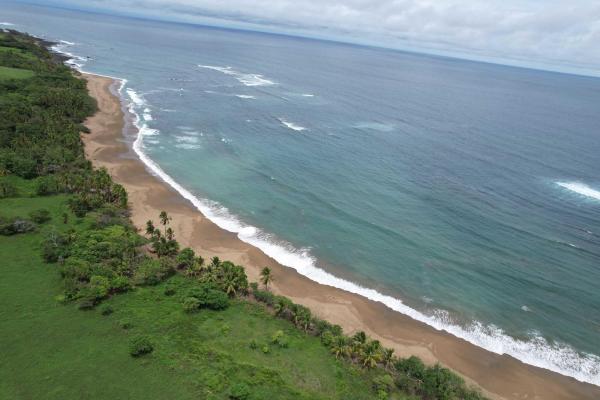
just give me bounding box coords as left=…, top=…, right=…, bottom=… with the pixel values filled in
left=3, top=2, right=600, bottom=384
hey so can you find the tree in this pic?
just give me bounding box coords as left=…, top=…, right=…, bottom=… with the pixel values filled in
left=159, top=210, right=171, bottom=234
left=145, top=220, right=155, bottom=236
left=382, top=348, right=395, bottom=370
left=260, top=266, right=273, bottom=290
left=166, top=227, right=174, bottom=241
left=361, top=340, right=383, bottom=368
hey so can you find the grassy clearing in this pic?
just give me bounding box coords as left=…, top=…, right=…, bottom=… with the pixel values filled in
left=0, top=186, right=400, bottom=400
left=0, top=65, right=34, bottom=80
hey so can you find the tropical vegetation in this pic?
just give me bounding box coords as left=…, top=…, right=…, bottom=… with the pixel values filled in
left=0, top=29, right=487, bottom=399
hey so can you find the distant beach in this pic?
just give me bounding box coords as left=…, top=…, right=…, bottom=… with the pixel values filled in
left=81, top=72, right=600, bottom=400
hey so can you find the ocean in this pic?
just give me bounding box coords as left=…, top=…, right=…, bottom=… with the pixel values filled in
left=3, top=2, right=600, bottom=385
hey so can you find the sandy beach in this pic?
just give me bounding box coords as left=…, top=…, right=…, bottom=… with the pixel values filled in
left=81, top=72, right=600, bottom=400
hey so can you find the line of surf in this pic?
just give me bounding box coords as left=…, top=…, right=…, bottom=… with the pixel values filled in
left=557, top=181, right=600, bottom=202
left=198, top=64, right=276, bottom=87
left=53, top=39, right=600, bottom=387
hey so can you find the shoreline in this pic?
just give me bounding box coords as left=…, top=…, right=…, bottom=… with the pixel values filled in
left=81, top=72, right=600, bottom=400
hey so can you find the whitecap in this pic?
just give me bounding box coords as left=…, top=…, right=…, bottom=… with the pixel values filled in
left=0, top=22, right=15, bottom=26
left=557, top=181, right=600, bottom=202
left=198, top=64, right=276, bottom=87
left=235, top=94, right=256, bottom=99
left=278, top=118, right=306, bottom=131
left=175, top=135, right=199, bottom=144
left=301, top=93, right=315, bottom=97
left=521, top=305, right=532, bottom=312
left=175, top=143, right=202, bottom=150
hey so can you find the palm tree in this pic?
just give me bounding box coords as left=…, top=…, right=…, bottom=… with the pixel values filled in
left=145, top=220, right=155, bottom=236
left=331, top=336, right=351, bottom=359
left=382, top=348, right=395, bottom=370
left=159, top=210, right=171, bottom=234
left=210, top=256, right=221, bottom=271
left=260, top=267, right=272, bottom=290
left=166, top=227, right=175, bottom=241
left=361, top=340, right=382, bottom=368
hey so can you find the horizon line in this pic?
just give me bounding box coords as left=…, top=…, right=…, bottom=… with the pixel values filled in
left=14, top=0, right=600, bottom=79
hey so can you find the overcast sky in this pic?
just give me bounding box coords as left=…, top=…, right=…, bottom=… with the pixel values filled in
left=43, top=0, right=600, bottom=75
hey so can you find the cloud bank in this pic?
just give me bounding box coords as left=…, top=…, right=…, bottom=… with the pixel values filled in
left=46, top=0, right=600, bottom=74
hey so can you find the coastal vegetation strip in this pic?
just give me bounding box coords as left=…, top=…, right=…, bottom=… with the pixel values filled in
left=0, top=29, right=485, bottom=400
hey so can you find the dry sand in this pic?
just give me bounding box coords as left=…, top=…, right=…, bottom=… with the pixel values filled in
left=81, top=72, right=600, bottom=400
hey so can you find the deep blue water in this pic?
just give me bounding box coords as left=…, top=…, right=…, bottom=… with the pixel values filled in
left=3, top=2, right=600, bottom=384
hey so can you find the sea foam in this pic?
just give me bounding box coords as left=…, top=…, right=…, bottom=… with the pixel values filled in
left=278, top=118, right=306, bottom=131
left=198, top=64, right=276, bottom=87
left=557, top=181, right=600, bottom=202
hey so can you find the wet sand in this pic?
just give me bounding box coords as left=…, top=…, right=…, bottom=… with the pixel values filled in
left=81, top=72, right=600, bottom=400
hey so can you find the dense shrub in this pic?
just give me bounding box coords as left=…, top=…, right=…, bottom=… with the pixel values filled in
left=0, top=180, right=17, bottom=198
left=99, top=304, right=113, bottom=316
left=228, top=383, right=251, bottom=400
left=29, top=208, right=51, bottom=223
left=129, top=336, right=154, bottom=357
left=182, top=297, right=201, bottom=313
left=185, top=283, right=229, bottom=310
left=0, top=216, right=36, bottom=235
left=133, top=258, right=175, bottom=286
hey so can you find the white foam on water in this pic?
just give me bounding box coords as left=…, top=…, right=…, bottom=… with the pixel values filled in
left=235, top=94, right=256, bottom=99
left=175, top=135, right=199, bottom=144
left=198, top=64, right=276, bottom=87
left=557, top=181, right=600, bottom=202
left=175, top=143, right=202, bottom=150
left=301, top=93, right=315, bottom=97
left=278, top=118, right=306, bottom=131
left=521, top=305, right=532, bottom=312
left=0, top=22, right=15, bottom=26
left=117, top=78, right=600, bottom=387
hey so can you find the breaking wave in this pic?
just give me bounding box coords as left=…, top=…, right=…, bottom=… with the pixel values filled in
left=198, top=64, right=276, bottom=87
left=557, top=181, right=600, bottom=202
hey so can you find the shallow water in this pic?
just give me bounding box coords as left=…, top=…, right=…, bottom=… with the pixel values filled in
left=4, top=2, right=600, bottom=384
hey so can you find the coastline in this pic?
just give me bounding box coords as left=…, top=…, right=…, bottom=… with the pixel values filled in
left=81, top=72, right=600, bottom=400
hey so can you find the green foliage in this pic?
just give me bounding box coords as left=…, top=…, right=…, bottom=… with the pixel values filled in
left=99, top=304, right=114, bottom=316
left=182, top=296, right=201, bottom=313
left=185, top=283, right=229, bottom=311
left=0, top=215, right=36, bottom=235
left=29, top=208, right=51, bottom=223
left=228, top=383, right=251, bottom=400
left=129, top=336, right=154, bottom=357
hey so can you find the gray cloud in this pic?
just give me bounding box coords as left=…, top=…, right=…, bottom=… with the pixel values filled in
left=50, top=0, right=600, bottom=74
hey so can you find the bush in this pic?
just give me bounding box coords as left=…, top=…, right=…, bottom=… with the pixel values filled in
left=228, top=383, right=251, bottom=400
left=133, top=258, right=174, bottom=286
left=41, top=229, right=71, bottom=262
left=271, top=330, right=289, bottom=348
left=110, top=276, right=131, bottom=293
left=185, top=283, right=229, bottom=310
left=119, top=319, right=133, bottom=330
left=99, top=304, right=113, bottom=316
left=373, top=374, right=394, bottom=395
left=35, top=175, right=60, bottom=195
left=0, top=180, right=17, bottom=198
left=253, top=288, right=275, bottom=306
left=164, top=283, right=176, bottom=296
left=0, top=217, right=36, bottom=235
left=182, top=297, right=201, bottom=313
left=175, top=247, right=195, bottom=269
left=129, top=336, right=154, bottom=357
left=29, top=209, right=51, bottom=224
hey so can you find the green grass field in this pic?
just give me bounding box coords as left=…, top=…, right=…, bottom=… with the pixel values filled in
left=0, top=181, right=401, bottom=400
left=0, top=65, right=34, bottom=80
